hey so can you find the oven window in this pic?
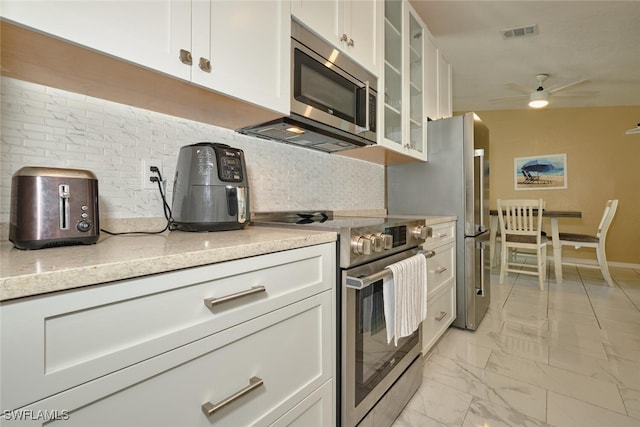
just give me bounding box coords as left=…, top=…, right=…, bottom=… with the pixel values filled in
left=355, top=280, right=419, bottom=405
left=294, top=49, right=357, bottom=123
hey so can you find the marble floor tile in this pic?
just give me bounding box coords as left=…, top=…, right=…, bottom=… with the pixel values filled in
left=432, top=330, right=493, bottom=369
left=403, top=376, right=473, bottom=426
left=619, top=385, right=640, bottom=420
left=501, top=321, right=551, bottom=341
left=425, top=354, right=547, bottom=422
left=461, top=397, right=552, bottom=427
left=486, top=351, right=626, bottom=413
left=599, top=316, right=640, bottom=338
left=547, top=391, right=640, bottom=427
left=396, top=267, right=640, bottom=426
left=391, top=406, right=447, bottom=427
left=548, top=334, right=608, bottom=360
left=447, top=326, right=549, bottom=364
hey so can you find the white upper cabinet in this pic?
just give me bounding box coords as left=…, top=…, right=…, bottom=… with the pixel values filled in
left=425, top=27, right=453, bottom=120
left=437, top=50, right=453, bottom=118
left=291, top=0, right=381, bottom=76
left=1, top=0, right=290, bottom=115
left=424, top=31, right=439, bottom=121
left=1, top=0, right=192, bottom=80
left=191, top=1, right=290, bottom=114
left=380, top=0, right=428, bottom=161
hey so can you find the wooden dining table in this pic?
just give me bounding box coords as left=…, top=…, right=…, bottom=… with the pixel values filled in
left=489, top=209, right=582, bottom=284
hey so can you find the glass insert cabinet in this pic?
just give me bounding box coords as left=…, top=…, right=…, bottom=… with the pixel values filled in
left=382, top=0, right=428, bottom=161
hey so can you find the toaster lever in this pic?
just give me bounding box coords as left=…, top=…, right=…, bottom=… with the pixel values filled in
left=59, top=184, right=70, bottom=230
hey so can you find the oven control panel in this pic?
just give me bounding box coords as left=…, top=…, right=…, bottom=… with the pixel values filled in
left=346, top=219, right=429, bottom=267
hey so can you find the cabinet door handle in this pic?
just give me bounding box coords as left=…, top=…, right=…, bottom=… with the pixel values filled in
left=436, top=233, right=448, bottom=238
left=340, top=33, right=348, bottom=42
left=434, top=266, right=448, bottom=274
left=202, top=376, right=264, bottom=417
left=199, top=57, right=211, bottom=73
left=435, top=311, right=447, bottom=321
left=204, top=286, right=266, bottom=309
left=348, top=38, right=354, bottom=47
left=179, top=49, right=192, bottom=65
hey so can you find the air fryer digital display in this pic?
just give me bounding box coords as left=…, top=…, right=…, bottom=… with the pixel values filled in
left=216, top=150, right=244, bottom=182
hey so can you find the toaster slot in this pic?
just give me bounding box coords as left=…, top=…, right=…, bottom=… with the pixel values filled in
left=59, top=184, right=70, bottom=230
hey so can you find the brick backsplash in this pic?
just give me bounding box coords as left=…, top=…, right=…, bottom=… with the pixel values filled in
left=0, top=78, right=385, bottom=223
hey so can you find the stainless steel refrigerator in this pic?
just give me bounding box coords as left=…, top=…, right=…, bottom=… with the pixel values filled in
left=387, top=112, right=490, bottom=330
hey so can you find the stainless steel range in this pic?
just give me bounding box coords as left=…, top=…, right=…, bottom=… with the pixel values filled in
left=253, top=212, right=432, bottom=427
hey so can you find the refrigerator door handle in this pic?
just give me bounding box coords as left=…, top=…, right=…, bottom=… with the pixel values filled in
left=474, top=149, right=486, bottom=233
left=476, top=239, right=486, bottom=297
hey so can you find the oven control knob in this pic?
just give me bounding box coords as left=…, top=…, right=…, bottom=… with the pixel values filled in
left=412, top=225, right=432, bottom=240
left=351, top=236, right=372, bottom=255
left=376, top=233, right=393, bottom=250
left=367, top=234, right=384, bottom=252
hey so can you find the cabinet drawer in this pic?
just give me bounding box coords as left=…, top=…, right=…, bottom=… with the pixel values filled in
left=13, top=291, right=334, bottom=427
left=271, top=379, right=333, bottom=426
left=0, top=243, right=335, bottom=410
left=423, top=221, right=455, bottom=249
left=427, top=241, right=454, bottom=296
left=422, top=281, right=455, bottom=354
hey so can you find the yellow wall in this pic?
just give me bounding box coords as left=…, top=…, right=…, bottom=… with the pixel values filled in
left=476, top=106, right=640, bottom=265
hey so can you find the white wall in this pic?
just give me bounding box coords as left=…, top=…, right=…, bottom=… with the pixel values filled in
left=0, top=78, right=385, bottom=223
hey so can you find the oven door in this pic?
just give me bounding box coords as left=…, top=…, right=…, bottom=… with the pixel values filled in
left=342, top=249, right=423, bottom=427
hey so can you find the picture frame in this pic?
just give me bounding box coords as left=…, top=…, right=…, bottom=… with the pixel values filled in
left=514, top=153, right=567, bottom=190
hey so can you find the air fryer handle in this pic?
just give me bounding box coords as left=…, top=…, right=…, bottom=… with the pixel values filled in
left=226, top=187, right=247, bottom=223
left=226, top=187, right=237, bottom=217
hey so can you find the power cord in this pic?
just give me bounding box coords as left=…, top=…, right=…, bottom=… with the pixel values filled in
left=100, top=167, right=174, bottom=236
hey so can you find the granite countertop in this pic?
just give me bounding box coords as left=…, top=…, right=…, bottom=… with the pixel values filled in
left=0, top=226, right=337, bottom=302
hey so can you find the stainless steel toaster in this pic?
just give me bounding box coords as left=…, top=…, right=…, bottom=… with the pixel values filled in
left=9, top=166, right=100, bottom=250
left=171, top=142, right=250, bottom=231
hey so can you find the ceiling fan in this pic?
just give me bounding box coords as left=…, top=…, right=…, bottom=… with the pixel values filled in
left=490, top=74, right=592, bottom=109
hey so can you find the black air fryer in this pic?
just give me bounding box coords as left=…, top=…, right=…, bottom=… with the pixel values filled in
left=170, top=143, right=250, bottom=231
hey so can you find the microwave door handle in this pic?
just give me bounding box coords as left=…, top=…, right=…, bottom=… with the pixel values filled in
left=355, top=81, right=370, bottom=134
left=364, top=80, right=370, bottom=132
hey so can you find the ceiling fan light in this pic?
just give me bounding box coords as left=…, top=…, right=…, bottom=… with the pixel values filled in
left=528, top=90, right=549, bottom=108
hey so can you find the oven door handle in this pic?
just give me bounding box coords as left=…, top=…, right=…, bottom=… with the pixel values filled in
left=345, top=250, right=435, bottom=290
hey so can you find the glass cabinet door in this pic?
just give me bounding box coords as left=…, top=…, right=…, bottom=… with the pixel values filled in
left=382, top=0, right=427, bottom=159
left=383, top=0, right=402, bottom=146
left=408, top=11, right=424, bottom=153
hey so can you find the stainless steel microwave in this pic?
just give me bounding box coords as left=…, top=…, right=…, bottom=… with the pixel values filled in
left=239, top=20, right=378, bottom=153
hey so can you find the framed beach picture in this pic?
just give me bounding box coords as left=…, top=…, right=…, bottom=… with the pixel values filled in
left=514, top=153, right=567, bottom=190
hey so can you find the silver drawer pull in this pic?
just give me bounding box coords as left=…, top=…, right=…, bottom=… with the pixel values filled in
left=202, top=376, right=264, bottom=417
left=435, top=311, right=447, bottom=321
left=434, top=266, right=448, bottom=274
left=204, top=286, right=266, bottom=309
left=436, top=233, right=448, bottom=238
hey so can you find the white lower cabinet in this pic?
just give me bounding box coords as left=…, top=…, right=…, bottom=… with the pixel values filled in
left=422, top=221, right=456, bottom=354
left=422, top=281, right=456, bottom=352
left=0, top=243, right=336, bottom=427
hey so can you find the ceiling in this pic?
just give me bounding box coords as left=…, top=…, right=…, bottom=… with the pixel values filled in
left=410, top=1, right=640, bottom=112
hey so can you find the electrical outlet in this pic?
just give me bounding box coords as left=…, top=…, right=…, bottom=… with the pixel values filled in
left=141, top=159, right=160, bottom=191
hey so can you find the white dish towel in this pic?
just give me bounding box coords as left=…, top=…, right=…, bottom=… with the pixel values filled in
left=383, top=253, right=428, bottom=346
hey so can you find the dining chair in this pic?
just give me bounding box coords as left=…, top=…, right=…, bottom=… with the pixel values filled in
left=557, top=199, right=618, bottom=287
left=497, top=199, right=548, bottom=290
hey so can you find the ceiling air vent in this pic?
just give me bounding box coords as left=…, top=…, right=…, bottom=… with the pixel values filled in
left=501, top=24, right=539, bottom=40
